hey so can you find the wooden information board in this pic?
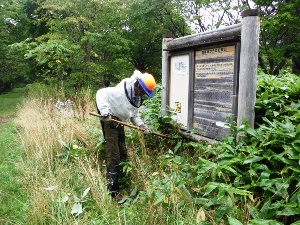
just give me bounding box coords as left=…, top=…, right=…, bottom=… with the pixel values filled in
left=163, top=14, right=259, bottom=142
left=193, top=45, right=237, bottom=140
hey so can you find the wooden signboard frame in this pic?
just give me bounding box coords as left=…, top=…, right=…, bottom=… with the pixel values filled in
left=162, top=9, right=260, bottom=143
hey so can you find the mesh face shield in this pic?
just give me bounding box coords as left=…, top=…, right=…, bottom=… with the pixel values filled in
left=124, top=79, right=142, bottom=107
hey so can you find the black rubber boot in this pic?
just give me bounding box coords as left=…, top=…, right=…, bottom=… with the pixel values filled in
left=106, top=168, right=125, bottom=203
left=106, top=168, right=119, bottom=198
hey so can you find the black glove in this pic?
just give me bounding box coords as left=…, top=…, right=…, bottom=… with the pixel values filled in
left=139, top=124, right=151, bottom=134
left=101, top=114, right=111, bottom=122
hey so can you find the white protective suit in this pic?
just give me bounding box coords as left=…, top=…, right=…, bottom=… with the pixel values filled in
left=96, top=70, right=145, bottom=126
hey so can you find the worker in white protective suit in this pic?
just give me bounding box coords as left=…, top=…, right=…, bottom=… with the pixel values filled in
left=96, top=70, right=156, bottom=202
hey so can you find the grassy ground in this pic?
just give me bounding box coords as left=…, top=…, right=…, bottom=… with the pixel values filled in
left=0, top=88, right=28, bottom=224
left=0, top=88, right=26, bottom=117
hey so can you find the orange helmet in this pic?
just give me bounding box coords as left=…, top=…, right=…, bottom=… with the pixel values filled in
left=137, top=72, right=156, bottom=98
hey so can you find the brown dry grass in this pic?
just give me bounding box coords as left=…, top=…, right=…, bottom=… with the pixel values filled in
left=13, top=88, right=115, bottom=224
left=12, top=86, right=200, bottom=224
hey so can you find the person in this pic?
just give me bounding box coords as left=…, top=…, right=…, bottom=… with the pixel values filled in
left=96, top=70, right=156, bottom=201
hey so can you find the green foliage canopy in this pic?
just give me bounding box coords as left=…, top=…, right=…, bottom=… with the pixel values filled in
left=1, top=0, right=300, bottom=92
left=0, top=0, right=31, bottom=93
left=256, top=0, right=300, bottom=75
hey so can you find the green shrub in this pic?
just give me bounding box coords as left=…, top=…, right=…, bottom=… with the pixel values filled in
left=142, top=71, right=300, bottom=224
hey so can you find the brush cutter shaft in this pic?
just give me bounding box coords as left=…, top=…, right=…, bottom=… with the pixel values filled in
left=89, top=112, right=177, bottom=140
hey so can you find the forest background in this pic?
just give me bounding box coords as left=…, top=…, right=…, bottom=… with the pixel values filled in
left=1, top=0, right=300, bottom=225
left=1, top=0, right=300, bottom=92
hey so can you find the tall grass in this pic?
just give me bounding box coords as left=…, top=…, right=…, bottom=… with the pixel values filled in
left=14, top=84, right=111, bottom=224
left=14, top=83, right=198, bottom=224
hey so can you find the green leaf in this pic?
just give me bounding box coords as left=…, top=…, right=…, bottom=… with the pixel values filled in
left=245, top=127, right=258, bottom=137
left=204, top=183, right=218, bottom=196
left=43, top=186, right=57, bottom=191
left=290, top=190, right=300, bottom=204
left=154, top=192, right=164, bottom=205
left=261, top=91, right=268, bottom=100
left=130, top=186, right=138, bottom=197
left=174, top=141, right=182, bottom=153
left=215, top=206, right=227, bottom=222
left=286, top=166, right=300, bottom=173
left=58, top=137, right=68, bottom=148
left=228, top=217, right=243, bottom=225
left=71, top=203, right=83, bottom=216
left=260, top=171, right=270, bottom=179
left=292, top=140, right=300, bottom=152
left=277, top=206, right=300, bottom=216
left=223, top=144, right=235, bottom=153
left=281, top=120, right=295, bottom=132
left=260, top=200, right=271, bottom=218
left=296, top=124, right=300, bottom=133
left=227, top=186, right=252, bottom=197
left=182, top=185, right=192, bottom=198
left=248, top=205, right=260, bottom=219
left=274, top=153, right=297, bottom=166
left=193, top=198, right=209, bottom=205
left=217, top=187, right=226, bottom=200
left=168, top=149, right=174, bottom=155
left=243, top=156, right=264, bottom=164
left=273, top=111, right=279, bottom=117
left=222, top=165, right=237, bottom=175
left=81, top=187, right=90, bottom=199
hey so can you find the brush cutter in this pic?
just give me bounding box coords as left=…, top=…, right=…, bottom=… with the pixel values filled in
left=89, top=112, right=178, bottom=140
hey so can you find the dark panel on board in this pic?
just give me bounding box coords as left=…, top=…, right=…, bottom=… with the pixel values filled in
left=193, top=45, right=237, bottom=140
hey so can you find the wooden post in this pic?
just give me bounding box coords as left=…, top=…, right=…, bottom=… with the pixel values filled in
left=161, top=36, right=172, bottom=115
left=237, top=9, right=260, bottom=128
